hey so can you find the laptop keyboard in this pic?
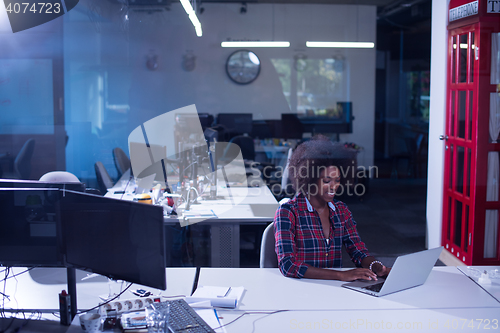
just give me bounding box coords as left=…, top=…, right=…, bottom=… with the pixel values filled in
left=363, top=282, right=385, bottom=293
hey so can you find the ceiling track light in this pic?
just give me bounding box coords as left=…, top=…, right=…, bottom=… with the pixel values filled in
left=180, top=0, right=202, bottom=37
left=221, top=41, right=290, bottom=48
left=306, top=41, right=375, bottom=49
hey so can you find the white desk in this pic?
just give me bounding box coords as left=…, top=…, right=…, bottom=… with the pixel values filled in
left=197, top=267, right=500, bottom=332
left=457, top=266, right=500, bottom=303
left=2, top=267, right=196, bottom=313
left=107, top=184, right=279, bottom=268
left=3, top=267, right=499, bottom=332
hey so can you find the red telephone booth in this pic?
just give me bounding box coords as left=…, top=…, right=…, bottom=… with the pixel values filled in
left=442, top=0, right=500, bottom=265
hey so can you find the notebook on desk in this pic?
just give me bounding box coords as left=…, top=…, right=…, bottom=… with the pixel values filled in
left=342, top=247, right=443, bottom=297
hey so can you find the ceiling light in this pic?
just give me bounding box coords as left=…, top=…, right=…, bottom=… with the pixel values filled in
left=180, top=0, right=202, bottom=37
left=306, top=41, right=374, bottom=49
left=221, top=41, right=290, bottom=48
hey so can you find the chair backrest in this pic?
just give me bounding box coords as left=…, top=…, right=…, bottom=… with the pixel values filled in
left=113, top=147, right=131, bottom=179
left=260, top=222, right=278, bottom=268
left=14, top=139, right=35, bottom=179
left=39, top=171, right=80, bottom=183
left=94, top=161, right=114, bottom=195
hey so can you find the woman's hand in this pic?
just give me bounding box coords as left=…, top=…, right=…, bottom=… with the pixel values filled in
left=339, top=268, right=378, bottom=282
left=375, top=266, right=391, bottom=277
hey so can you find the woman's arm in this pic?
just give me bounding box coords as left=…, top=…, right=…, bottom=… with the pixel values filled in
left=274, top=205, right=309, bottom=278
left=303, top=265, right=378, bottom=281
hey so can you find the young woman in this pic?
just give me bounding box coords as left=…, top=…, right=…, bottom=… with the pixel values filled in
left=274, top=135, right=390, bottom=281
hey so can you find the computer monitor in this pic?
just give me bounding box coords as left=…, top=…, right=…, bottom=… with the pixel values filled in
left=58, top=190, right=167, bottom=290
left=0, top=180, right=85, bottom=267
left=217, top=113, right=253, bottom=136
left=281, top=114, right=304, bottom=140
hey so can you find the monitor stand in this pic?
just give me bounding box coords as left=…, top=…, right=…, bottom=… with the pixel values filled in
left=67, top=267, right=77, bottom=320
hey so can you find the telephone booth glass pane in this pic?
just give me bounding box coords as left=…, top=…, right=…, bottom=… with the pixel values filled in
left=491, top=33, right=500, bottom=84
left=466, top=148, right=471, bottom=197
left=459, top=34, right=468, bottom=83
left=464, top=205, right=469, bottom=252
left=470, top=32, right=475, bottom=83
left=458, top=90, right=466, bottom=138
left=468, top=91, right=473, bottom=141
left=487, top=152, right=499, bottom=202
left=452, top=36, right=457, bottom=83
left=451, top=91, right=456, bottom=137
left=449, top=144, right=454, bottom=190
left=491, top=93, right=500, bottom=143
left=455, top=200, right=462, bottom=247
left=484, top=210, right=498, bottom=259
left=456, top=146, right=464, bottom=194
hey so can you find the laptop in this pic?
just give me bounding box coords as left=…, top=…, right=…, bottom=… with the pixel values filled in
left=342, top=246, right=443, bottom=297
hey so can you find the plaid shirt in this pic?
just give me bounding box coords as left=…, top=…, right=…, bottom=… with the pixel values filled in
left=274, top=193, right=370, bottom=278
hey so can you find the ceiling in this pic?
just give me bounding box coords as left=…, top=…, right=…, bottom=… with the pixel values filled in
left=198, top=0, right=431, bottom=20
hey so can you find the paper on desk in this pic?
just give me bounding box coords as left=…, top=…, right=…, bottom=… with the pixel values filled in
left=186, top=286, right=245, bottom=308
left=194, top=309, right=226, bottom=333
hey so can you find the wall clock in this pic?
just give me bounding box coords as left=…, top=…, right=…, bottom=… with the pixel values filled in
left=226, top=50, right=261, bottom=84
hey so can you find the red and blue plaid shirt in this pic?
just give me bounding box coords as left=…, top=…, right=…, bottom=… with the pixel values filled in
left=274, top=193, right=370, bottom=278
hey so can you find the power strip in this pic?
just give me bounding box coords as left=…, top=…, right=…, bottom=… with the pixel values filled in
left=99, top=296, right=162, bottom=315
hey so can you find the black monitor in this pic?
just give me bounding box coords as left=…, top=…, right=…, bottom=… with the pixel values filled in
left=281, top=114, right=304, bottom=140
left=217, top=113, right=253, bottom=136
left=0, top=180, right=85, bottom=267
left=57, top=190, right=167, bottom=290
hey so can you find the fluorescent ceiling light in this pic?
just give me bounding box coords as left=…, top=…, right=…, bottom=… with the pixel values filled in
left=306, top=41, right=375, bottom=49
left=221, top=41, right=290, bottom=48
left=180, top=0, right=202, bottom=37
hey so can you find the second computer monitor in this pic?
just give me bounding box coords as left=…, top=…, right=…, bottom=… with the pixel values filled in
left=58, top=191, right=167, bottom=290
left=217, top=113, right=253, bottom=137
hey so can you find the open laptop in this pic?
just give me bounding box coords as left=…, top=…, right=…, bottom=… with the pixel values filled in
left=342, top=246, right=443, bottom=297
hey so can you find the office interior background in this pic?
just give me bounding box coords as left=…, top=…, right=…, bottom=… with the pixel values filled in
left=0, top=0, right=448, bottom=267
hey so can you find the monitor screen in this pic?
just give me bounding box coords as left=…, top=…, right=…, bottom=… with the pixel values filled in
left=0, top=180, right=85, bottom=267
left=217, top=113, right=253, bottom=136
left=281, top=114, right=304, bottom=139
left=58, top=191, right=167, bottom=290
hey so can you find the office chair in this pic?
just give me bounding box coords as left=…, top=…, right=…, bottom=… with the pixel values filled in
left=391, top=133, right=427, bottom=179
left=224, top=135, right=255, bottom=161
left=1, top=138, right=36, bottom=180
left=113, top=147, right=131, bottom=180
left=260, top=222, right=278, bottom=268
left=94, top=161, right=114, bottom=195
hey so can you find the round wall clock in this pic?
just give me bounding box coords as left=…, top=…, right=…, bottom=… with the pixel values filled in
left=226, top=50, right=261, bottom=84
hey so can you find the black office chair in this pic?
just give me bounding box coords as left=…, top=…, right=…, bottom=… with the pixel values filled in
left=113, top=147, right=131, bottom=180
left=391, top=133, right=427, bottom=178
left=94, top=161, right=114, bottom=195
left=1, top=138, right=36, bottom=180
left=228, top=135, right=255, bottom=161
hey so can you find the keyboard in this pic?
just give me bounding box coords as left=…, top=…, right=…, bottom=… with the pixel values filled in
left=166, top=299, right=216, bottom=333
left=363, top=282, right=384, bottom=293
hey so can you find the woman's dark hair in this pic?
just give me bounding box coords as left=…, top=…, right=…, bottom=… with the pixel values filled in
left=288, top=135, right=354, bottom=194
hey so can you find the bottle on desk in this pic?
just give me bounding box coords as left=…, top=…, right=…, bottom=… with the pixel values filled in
left=59, top=290, right=71, bottom=326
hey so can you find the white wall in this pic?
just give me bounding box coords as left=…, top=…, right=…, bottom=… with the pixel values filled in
left=426, top=0, right=448, bottom=249
left=63, top=2, right=377, bottom=180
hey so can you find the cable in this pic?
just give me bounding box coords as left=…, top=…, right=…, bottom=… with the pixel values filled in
left=76, top=282, right=133, bottom=315
left=212, top=309, right=289, bottom=330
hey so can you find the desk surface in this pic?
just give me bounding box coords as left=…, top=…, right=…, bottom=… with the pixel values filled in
left=3, top=267, right=500, bottom=333
left=457, top=266, right=500, bottom=303
left=2, top=267, right=196, bottom=313
left=197, top=267, right=499, bottom=311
